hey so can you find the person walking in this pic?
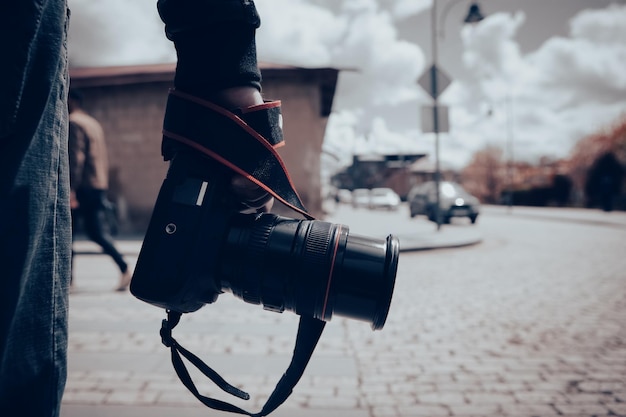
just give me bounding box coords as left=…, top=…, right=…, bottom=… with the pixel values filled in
left=68, top=89, right=131, bottom=292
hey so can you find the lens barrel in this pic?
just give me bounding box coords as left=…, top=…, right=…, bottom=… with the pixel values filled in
left=221, top=214, right=399, bottom=330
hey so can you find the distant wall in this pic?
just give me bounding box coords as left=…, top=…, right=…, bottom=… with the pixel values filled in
left=71, top=66, right=338, bottom=232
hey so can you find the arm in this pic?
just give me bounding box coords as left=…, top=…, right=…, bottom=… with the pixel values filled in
left=158, top=0, right=271, bottom=210
left=157, top=0, right=263, bottom=104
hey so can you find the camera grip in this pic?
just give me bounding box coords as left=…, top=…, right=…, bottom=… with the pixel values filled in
left=131, top=153, right=230, bottom=312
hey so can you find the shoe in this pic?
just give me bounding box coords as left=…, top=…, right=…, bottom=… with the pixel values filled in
left=116, top=270, right=132, bottom=292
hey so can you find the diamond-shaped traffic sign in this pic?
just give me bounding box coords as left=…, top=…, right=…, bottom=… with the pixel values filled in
left=418, top=64, right=452, bottom=100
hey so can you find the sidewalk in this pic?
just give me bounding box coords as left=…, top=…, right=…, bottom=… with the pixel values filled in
left=62, top=204, right=482, bottom=417
left=482, top=204, right=626, bottom=227
left=62, top=204, right=626, bottom=417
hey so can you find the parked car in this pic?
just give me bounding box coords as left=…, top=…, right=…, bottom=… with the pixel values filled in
left=335, top=189, right=353, bottom=204
left=351, top=188, right=371, bottom=208
left=408, top=181, right=480, bottom=224
left=369, top=187, right=401, bottom=210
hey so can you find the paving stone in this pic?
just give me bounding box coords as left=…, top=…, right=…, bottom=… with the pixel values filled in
left=448, top=403, right=501, bottom=415
left=397, top=404, right=450, bottom=416
left=553, top=402, right=610, bottom=415
left=607, top=402, right=626, bottom=416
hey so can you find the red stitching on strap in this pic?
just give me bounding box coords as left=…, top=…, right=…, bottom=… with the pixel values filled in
left=162, top=130, right=314, bottom=220
left=171, top=89, right=286, bottom=151
left=240, top=101, right=281, bottom=113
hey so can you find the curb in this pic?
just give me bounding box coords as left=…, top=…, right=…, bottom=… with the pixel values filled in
left=397, top=232, right=483, bottom=252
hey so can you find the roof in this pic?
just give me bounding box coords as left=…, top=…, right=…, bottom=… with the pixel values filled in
left=409, top=158, right=456, bottom=173
left=69, top=63, right=177, bottom=86
left=69, top=62, right=340, bottom=116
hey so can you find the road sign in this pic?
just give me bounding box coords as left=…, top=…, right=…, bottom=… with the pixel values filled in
left=421, top=105, right=449, bottom=133
left=418, top=64, right=452, bottom=100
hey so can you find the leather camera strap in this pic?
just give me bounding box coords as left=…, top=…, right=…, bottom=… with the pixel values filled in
left=162, top=89, right=315, bottom=220
left=156, top=90, right=326, bottom=415
left=160, top=311, right=325, bottom=417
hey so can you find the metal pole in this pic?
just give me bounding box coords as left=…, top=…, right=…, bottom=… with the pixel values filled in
left=431, top=0, right=442, bottom=230
left=506, top=93, right=514, bottom=212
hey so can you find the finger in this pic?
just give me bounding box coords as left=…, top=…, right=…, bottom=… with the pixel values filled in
left=230, top=175, right=273, bottom=210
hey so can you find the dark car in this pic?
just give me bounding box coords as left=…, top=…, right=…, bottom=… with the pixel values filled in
left=408, top=181, right=480, bottom=224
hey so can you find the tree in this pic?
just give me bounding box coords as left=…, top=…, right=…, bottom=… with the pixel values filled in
left=461, top=146, right=505, bottom=204
left=585, top=152, right=624, bottom=211
left=569, top=116, right=626, bottom=207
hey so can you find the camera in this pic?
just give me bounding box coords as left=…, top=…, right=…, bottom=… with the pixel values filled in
left=131, top=150, right=399, bottom=330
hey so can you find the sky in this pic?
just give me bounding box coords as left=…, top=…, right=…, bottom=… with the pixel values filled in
left=67, top=0, right=626, bottom=170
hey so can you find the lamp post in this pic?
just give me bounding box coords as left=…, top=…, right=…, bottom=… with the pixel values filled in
left=486, top=94, right=514, bottom=209
left=505, top=93, right=514, bottom=211
left=428, top=1, right=485, bottom=230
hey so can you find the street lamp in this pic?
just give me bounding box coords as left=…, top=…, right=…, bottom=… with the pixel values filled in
left=429, top=1, right=485, bottom=230
left=464, top=3, right=486, bottom=23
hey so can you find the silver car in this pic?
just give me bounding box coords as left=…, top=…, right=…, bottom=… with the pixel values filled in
left=408, top=181, right=480, bottom=224
left=351, top=188, right=371, bottom=208
left=369, top=187, right=401, bottom=210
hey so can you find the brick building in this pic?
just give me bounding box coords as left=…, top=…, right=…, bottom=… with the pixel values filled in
left=69, top=63, right=339, bottom=232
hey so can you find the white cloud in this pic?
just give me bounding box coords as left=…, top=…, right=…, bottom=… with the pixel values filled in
left=569, top=3, right=626, bottom=44
left=528, top=4, right=626, bottom=101
left=331, top=10, right=425, bottom=107
left=67, top=0, right=175, bottom=67
left=256, top=1, right=425, bottom=107
left=515, top=4, right=626, bottom=161
left=459, top=12, right=527, bottom=98
left=255, top=0, right=345, bottom=67
left=441, top=4, right=626, bottom=168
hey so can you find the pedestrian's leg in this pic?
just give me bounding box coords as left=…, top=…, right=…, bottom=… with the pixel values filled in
left=81, top=205, right=131, bottom=290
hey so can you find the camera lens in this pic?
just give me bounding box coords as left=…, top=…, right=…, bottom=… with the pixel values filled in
left=221, top=214, right=399, bottom=330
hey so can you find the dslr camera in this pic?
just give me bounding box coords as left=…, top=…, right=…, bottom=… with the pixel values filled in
left=130, top=149, right=399, bottom=329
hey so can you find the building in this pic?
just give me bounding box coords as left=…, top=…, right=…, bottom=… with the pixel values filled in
left=331, top=154, right=426, bottom=200
left=69, top=63, right=339, bottom=232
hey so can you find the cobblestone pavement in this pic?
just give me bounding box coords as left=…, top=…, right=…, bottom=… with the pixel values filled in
left=61, top=205, right=626, bottom=417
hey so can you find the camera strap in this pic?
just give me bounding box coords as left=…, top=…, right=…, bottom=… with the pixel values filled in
left=160, top=311, right=325, bottom=417
left=162, top=89, right=315, bottom=220
left=156, top=90, right=329, bottom=415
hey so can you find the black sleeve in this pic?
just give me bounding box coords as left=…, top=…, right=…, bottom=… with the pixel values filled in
left=157, top=0, right=262, bottom=98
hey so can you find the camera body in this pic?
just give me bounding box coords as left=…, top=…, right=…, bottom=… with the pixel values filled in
left=131, top=151, right=232, bottom=313
left=131, top=150, right=399, bottom=329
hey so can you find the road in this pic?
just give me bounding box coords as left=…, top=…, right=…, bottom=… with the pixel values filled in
left=61, top=205, right=626, bottom=417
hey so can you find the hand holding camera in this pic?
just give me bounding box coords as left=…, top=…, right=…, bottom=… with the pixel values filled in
left=130, top=90, right=399, bottom=415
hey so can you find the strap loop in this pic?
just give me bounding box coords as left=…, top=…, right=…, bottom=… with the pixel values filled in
left=160, top=311, right=252, bottom=405
left=160, top=319, right=174, bottom=348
